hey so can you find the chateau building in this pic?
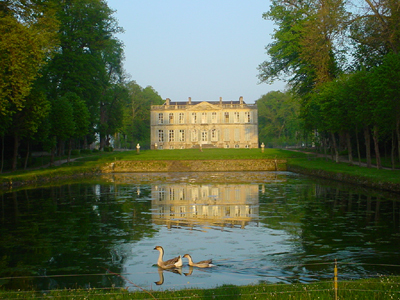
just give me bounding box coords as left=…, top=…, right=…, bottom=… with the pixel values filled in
left=150, top=96, right=258, bottom=149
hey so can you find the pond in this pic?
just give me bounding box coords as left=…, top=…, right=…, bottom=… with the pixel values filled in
left=1, top=171, right=400, bottom=292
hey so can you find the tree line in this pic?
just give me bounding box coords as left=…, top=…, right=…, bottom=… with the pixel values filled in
left=0, top=0, right=162, bottom=172
left=258, top=0, right=400, bottom=169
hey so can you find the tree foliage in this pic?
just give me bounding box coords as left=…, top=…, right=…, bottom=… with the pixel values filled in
left=257, top=91, right=301, bottom=147
left=259, top=0, right=400, bottom=168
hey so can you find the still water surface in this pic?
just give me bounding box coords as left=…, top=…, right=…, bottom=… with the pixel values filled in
left=1, top=171, right=400, bottom=291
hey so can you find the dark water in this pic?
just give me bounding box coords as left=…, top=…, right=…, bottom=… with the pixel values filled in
left=1, top=171, right=400, bottom=292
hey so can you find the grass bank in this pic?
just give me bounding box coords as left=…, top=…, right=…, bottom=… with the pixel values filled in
left=1, top=148, right=399, bottom=193
left=0, top=149, right=302, bottom=189
left=288, top=155, right=400, bottom=193
left=1, top=276, right=399, bottom=299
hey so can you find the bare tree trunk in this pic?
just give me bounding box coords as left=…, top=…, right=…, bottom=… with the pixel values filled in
left=331, top=132, right=339, bottom=163
left=355, top=126, right=361, bottom=166
left=391, top=131, right=395, bottom=170
left=397, top=119, right=400, bottom=163
left=323, top=136, right=328, bottom=161
left=12, top=134, right=19, bottom=171
left=24, top=141, right=30, bottom=170
left=50, top=137, right=56, bottom=167
left=372, top=125, right=382, bottom=169
left=364, top=126, right=372, bottom=168
left=68, top=139, right=73, bottom=162
left=1, top=135, right=4, bottom=173
left=346, top=131, right=353, bottom=164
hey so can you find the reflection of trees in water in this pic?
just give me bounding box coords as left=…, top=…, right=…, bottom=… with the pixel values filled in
left=303, top=185, right=400, bottom=274
left=0, top=183, right=153, bottom=290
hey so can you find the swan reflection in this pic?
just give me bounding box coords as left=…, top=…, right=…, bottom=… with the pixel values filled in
left=155, top=267, right=183, bottom=285
left=155, top=265, right=216, bottom=285
left=151, top=183, right=259, bottom=229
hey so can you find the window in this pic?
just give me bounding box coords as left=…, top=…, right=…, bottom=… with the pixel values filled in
left=211, top=112, right=217, bottom=123
left=245, top=127, right=251, bottom=141
left=245, top=112, right=251, bottom=123
left=179, top=112, right=184, bottom=124
left=168, top=130, right=174, bottom=142
left=234, top=112, right=240, bottom=123
left=224, top=128, right=230, bottom=141
left=158, top=113, right=164, bottom=124
left=201, top=112, right=207, bottom=123
left=191, top=129, right=198, bottom=142
left=234, top=128, right=240, bottom=141
left=158, top=130, right=164, bottom=142
left=211, top=129, right=218, bottom=141
left=191, top=112, right=197, bottom=123
left=169, top=113, right=174, bottom=124
left=224, top=112, right=229, bottom=123
left=201, top=130, right=208, bottom=142
left=179, top=129, right=185, bottom=142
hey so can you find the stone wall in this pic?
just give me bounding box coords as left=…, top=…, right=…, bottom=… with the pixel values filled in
left=102, top=159, right=287, bottom=173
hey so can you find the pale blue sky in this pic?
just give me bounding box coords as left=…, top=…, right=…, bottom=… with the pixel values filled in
left=106, top=0, right=286, bottom=103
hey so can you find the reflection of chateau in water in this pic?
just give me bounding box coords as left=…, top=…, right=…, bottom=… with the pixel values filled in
left=151, top=183, right=259, bottom=229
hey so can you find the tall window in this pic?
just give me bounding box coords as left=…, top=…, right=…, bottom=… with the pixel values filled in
left=158, top=130, right=164, bottom=142
left=245, top=127, right=251, bottom=141
left=201, top=130, right=208, bottom=142
left=158, top=113, right=164, bottom=124
left=191, top=129, right=198, bottom=142
left=191, top=112, right=197, bottom=123
left=211, top=112, right=217, bottom=123
left=179, top=112, right=184, bottom=124
left=245, top=111, right=251, bottom=123
left=201, top=112, right=207, bottom=123
left=224, top=128, right=230, bottom=141
left=224, top=112, right=229, bottom=123
left=211, top=129, right=218, bottom=141
left=169, top=130, right=174, bottom=142
left=234, top=128, right=240, bottom=141
left=179, top=129, right=185, bottom=142
left=169, top=113, right=174, bottom=124
left=234, top=112, right=240, bottom=123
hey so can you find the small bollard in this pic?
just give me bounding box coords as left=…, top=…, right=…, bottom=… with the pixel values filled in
left=261, top=142, right=265, bottom=153
left=136, top=143, right=140, bottom=153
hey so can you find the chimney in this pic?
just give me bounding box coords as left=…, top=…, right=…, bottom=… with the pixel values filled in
left=165, top=98, right=170, bottom=105
left=188, top=97, right=192, bottom=104
left=219, top=97, right=222, bottom=105
left=239, top=96, right=243, bottom=104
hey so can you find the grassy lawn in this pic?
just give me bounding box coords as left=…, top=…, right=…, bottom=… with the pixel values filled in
left=1, top=148, right=399, bottom=190
left=1, top=276, right=399, bottom=299
left=93, top=148, right=307, bottom=161
left=289, top=156, right=400, bottom=185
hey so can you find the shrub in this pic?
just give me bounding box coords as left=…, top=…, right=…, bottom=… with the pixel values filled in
left=80, top=149, right=92, bottom=154
left=103, top=146, right=113, bottom=152
left=71, top=150, right=80, bottom=156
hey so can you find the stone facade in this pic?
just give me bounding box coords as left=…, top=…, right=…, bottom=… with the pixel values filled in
left=150, top=97, right=258, bottom=149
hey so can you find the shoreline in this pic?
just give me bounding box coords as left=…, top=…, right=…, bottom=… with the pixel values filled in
left=1, top=155, right=399, bottom=193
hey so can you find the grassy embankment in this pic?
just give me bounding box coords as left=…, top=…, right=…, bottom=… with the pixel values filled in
left=1, top=276, right=399, bottom=299
left=1, top=148, right=400, bottom=191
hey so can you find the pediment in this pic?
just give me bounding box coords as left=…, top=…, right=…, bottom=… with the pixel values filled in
left=188, top=101, right=220, bottom=111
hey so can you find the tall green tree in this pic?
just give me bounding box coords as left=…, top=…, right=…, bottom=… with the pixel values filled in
left=42, top=0, right=124, bottom=149
left=10, top=86, right=51, bottom=170
left=0, top=1, right=58, bottom=171
left=49, top=95, right=75, bottom=165
left=121, top=82, right=163, bottom=149
left=257, top=91, right=301, bottom=147
left=258, top=0, right=348, bottom=95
